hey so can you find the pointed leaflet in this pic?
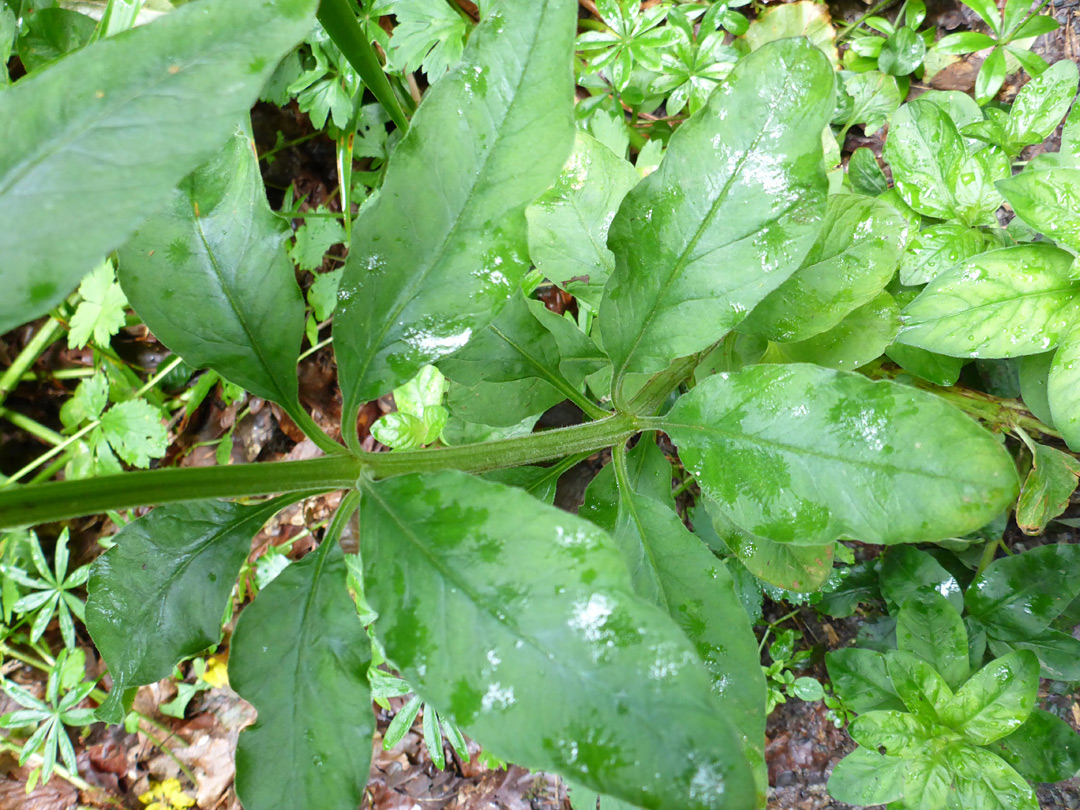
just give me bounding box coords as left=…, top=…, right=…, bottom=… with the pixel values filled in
left=827, top=747, right=905, bottom=806
left=664, top=364, right=1018, bottom=546
left=886, top=651, right=954, bottom=724
left=897, top=244, right=1080, bottom=358
left=826, top=649, right=905, bottom=714
left=997, top=168, right=1080, bottom=254
left=117, top=125, right=317, bottom=439
left=1048, top=328, right=1080, bottom=450
left=231, top=545, right=372, bottom=810
left=896, top=591, right=969, bottom=689
left=359, top=471, right=756, bottom=810
left=992, top=708, right=1080, bottom=783
left=0, top=0, right=317, bottom=335
left=898, top=224, right=993, bottom=287
left=739, top=194, right=907, bottom=343
left=943, top=743, right=1039, bottom=810
left=1003, top=60, right=1079, bottom=152
left=334, top=0, right=576, bottom=447
left=599, top=38, right=834, bottom=402
left=525, top=132, right=641, bottom=308
left=86, top=497, right=296, bottom=723
left=940, top=650, right=1039, bottom=744
left=581, top=446, right=767, bottom=796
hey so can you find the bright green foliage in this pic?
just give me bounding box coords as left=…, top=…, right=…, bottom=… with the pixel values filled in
left=380, top=0, right=470, bottom=79
left=68, top=260, right=128, bottom=350
left=576, top=0, right=680, bottom=92
left=827, top=593, right=1060, bottom=810
left=0, top=0, right=318, bottom=334
left=86, top=497, right=296, bottom=723
left=665, top=365, right=1018, bottom=547
left=231, top=544, right=372, bottom=810
left=359, top=471, right=756, bottom=810
left=334, top=0, right=577, bottom=447
left=289, top=208, right=347, bottom=272
left=7, top=529, right=89, bottom=650
left=371, top=365, right=449, bottom=449
left=1048, top=328, right=1080, bottom=449
left=601, top=39, right=834, bottom=400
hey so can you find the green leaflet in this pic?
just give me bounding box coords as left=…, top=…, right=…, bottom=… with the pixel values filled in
left=886, top=651, right=954, bottom=725
left=359, top=471, right=756, bottom=810
left=117, top=125, right=325, bottom=446
left=1018, top=351, right=1056, bottom=427
left=884, top=99, right=1003, bottom=227
left=940, top=650, right=1039, bottom=745
left=992, top=708, right=1080, bottom=783
left=1048, top=326, right=1080, bottom=450
left=898, top=223, right=992, bottom=287
left=943, top=743, right=1039, bottom=810
left=1015, top=443, right=1080, bottom=534
left=827, top=747, right=905, bottom=806
left=884, top=344, right=965, bottom=386
left=85, top=497, right=296, bottom=723
left=663, top=364, right=1018, bottom=547
left=964, top=543, right=1080, bottom=639
left=826, top=649, right=906, bottom=714
left=764, top=291, right=901, bottom=370
left=334, top=0, right=577, bottom=449
left=739, top=195, right=906, bottom=343
left=849, top=710, right=934, bottom=756
left=704, top=499, right=834, bottom=592
left=0, top=0, right=317, bottom=334
left=848, top=148, right=888, bottom=196
left=998, top=168, right=1080, bottom=254
left=879, top=547, right=963, bottom=615
left=1003, top=60, right=1079, bottom=153
left=896, top=591, right=969, bottom=690
left=599, top=38, right=834, bottom=402
left=525, top=132, right=641, bottom=308
left=898, top=244, right=1080, bottom=358
left=231, top=544, right=373, bottom=810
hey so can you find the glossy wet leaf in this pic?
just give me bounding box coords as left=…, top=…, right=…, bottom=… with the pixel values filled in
left=334, top=0, right=577, bottom=438
left=1016, top=443, right=1080, bottom=534
left=446, top=378, right=556, bottom=428
left=886, top=650, right=954, bottom=724
left=992, top=708, right=1080, bottom=783
left=996, top=629, right=1080, bottom=681
left=599, top=38, right=834, bottom=402
left=837, top=71, right=902, bottom=135
left=1004, top=60, right=1079, bottom=152
left=879, top=547, right=963, bottom=614
left=1018, top=351, right=1056, bottom=427
left=941, top=650, right=1039, bottom=744
left=118, top=126, right=311, bottom=432
left=826, top=648, right=906, bottom=713
left=231, top=545, right=373, bottom=810
left=944, top=742, right=1039, bottom=810
left=704, top=500, right=834, bottom=592
left=898, top=224, right=992, bottom=286
left=0, top=0, right=318, bottom=335
left=998, top=168, right=1080, bottom=254
left=1048, top=328, right=1080, bottom=450
left=878, top=26, right=926, bottom=76
left=850, top=710, right=934, bottom=755
left=739, top=195, right=906, bottom=343
left=765, top=292, right=900, bottom=371
left=900, top=752, right=951, bottom=810
left=827, top=747, right=905, bottom=806
left=664, top=364, right=1018, bottom=546
left=965, top=543, right=1080, bottom=637
left=884, top=99, right=1000, bottom=226
left=525, top=132, right=641, bottom=308
left=884, top=344, right=965, bottom=386
left=848, top=147, right=888, bottom=195
left=896, top=591, right=969, bottom=689
left=898, top=244, right=1080, bottom=358
left=359, top=471, right=755, bottom=810
left=85, top=497, right=294, bottom=723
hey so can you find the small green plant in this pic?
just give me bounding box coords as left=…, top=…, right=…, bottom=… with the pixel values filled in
left=5, top=530, right=90, bottom=650
left=843, top=0, right=932, bottom=79
left=826, top=590, right=1080, bottom=810
left=760, top=627, right=815, bottom=715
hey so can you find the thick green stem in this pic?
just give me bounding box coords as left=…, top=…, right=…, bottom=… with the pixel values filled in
left=0, top=414, right=649, bottom=528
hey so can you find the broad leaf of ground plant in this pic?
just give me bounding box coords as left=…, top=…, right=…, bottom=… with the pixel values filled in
left=334, top=0, right=577, bottom=449
left=117, top=125, right=313, bottom=436
left=0, top=0, right=317, bottom=334
left=664, top=364, right=1019, bottom=546
left=231, top=545, right=372, bottom=810
left=359, top=471, right=756, bottom=810
left=86, top=497, right=296, bottom=723
left=600, top=38, right=834, bottom=403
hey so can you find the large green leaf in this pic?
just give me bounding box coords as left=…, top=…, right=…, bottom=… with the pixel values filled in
left=359, top=471, right=755, bottom=810
left=898, top=223, right=992, bottom=286
left=1004, top=628, right=1080, bottom=681
left=943, top=743, right=1039, bottom=810
left=897, top=244, right=1080, bottom=358
left=896, top=591, right=969, bottom=689
left=664, top=364, right=1018, bottom=546
left=599, top=38, right=834, bottom=402
left=1048, top=328, right=1080, bottom=450
left=998, top=168, right=1080, bottom=254
left=879, top=547, right=962, bottom=614
left=941, top=650, right=1039, bottom=745
left=886, top=651, right=955, bottom=725
left=964, top=543, right=1080, bottom=638
left=826, top=648, right=906, bottom=714
left=1003, top=60, right=1079, bottom=152
left=899, top=751, right=951, bottom=810
left=827, top=747, right=905, bottom=806
left=334, top=0, right=576, bottom=446
left=739, top=195, right=907, bottom=343
left=884, top=99, right=1001, bottom=226
left=231, top=544, right=373, bottom=810
left=0, top=0, right=317, bottom=334
left=849, top=710, right=934, bottom=756
left=85, top=497, right=294, bottom=723
left=992, top=708, right=1080, bottom=783
left=117, top=125, right=316, bottom=438
left=525, top=132, right=641, bottom=308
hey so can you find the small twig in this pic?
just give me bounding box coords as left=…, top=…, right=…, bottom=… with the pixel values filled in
left=578, top=0, right=600, bottom=17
